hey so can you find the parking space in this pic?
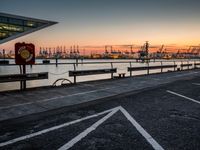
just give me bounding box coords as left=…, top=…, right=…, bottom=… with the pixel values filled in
left=192, top=83, right=200, bottom=86
left=0, top=76, right=200, bottom=150
left=166, top=77, right=200, bottom=101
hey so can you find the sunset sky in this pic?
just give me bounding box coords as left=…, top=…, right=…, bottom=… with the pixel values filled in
left=0, top=0, right=200, bottom=53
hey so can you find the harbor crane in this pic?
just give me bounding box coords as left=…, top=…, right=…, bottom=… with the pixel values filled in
left=187, top=45, right=200, bottom=58
left=155, top=44, right=164, bottom=58
left=138, top=41, right=149, bottom=61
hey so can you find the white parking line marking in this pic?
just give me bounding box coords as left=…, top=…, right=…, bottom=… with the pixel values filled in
left=167, top=90, right=200, bottom=105
left=0, top=106, right=164, bottom=150
left=192, top=83, right=200, bottom=86
left=119, top=106, right=164, bottom=150
left=58, top=106, right=164, bottom=150
left=0, top=107, right=117, bottom=147
left=58, top=107, right=119, bottom=150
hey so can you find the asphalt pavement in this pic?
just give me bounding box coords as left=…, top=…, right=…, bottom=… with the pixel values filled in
left=0, top=75, right=199, bottom=150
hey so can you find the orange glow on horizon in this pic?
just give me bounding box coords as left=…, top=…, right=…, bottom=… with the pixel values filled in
left=1, top=40, right=199, bottom=54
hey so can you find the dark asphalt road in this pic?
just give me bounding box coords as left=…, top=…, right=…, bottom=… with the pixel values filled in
left=0, top=76, right=200, bottom=150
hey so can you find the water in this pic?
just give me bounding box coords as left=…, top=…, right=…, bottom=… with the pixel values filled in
left=0, top=59, right=198, bottom=91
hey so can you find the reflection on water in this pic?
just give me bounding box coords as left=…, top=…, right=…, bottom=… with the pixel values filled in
left=0, top=59, right=197, bottom=91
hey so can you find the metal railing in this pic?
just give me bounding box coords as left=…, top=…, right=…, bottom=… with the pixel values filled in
left=0, top=59, right=200, bottom=91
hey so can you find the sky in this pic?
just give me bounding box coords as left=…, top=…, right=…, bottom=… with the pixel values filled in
left=0, top=0, right=200, bottom=52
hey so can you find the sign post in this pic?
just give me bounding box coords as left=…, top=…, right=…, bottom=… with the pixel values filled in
left=15, top=42, right=35, bottom=90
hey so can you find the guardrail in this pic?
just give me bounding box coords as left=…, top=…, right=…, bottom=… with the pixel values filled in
left=194, top=63, right=200, bottom=68
left=69, top=68, right=117, bottom=83
left=128, top=64, right=177, bottom=76
left=0, top=59, right=199, bottom=91
left=0, top=72, right=48, bottom=90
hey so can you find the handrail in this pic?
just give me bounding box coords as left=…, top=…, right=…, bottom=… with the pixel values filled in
left=0, top=59, right=200, bottom=66
left=0, top=59, right=199, bottom=91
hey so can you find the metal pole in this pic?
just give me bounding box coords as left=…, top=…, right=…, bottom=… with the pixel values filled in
left=22, top=65, right=26, bottom=90
left=129, top=62, right=132, bottom=77
left=76, top=58, right=78, bottom=66
left=160, top=61, right=163, bottom=73
left=147, top=62, right=149, bottom=75
left=174, top=61, right=176, bottom=71
left=56, top=58, right=58, bottom=67
left=111, top=62, right=114, bottom=79
left=19, top=65, right=23, bottom=90
left=181, top=61, right=183, bottom=70
left=3, top=49, right=5, bottom=60
left=73, top=63, right=76, bottom=84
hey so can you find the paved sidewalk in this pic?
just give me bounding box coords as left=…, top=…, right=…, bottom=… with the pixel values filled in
left=0, top=69, right=199, bottom=122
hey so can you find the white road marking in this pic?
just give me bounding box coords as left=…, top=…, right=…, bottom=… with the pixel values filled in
left=58, top=107, right=120, bottom=150
left=192, top=83, right=200, bottom=86
left=0, top=106, right=164, bottom=150
left=119, top=106, right=164, bottom=150
left=58, top=106, right=164, bottom=150
left=0, top=107, right=117, bottom=147
left=0, top=87, right=114, bottom=110
left=167, top=90, right=200, bottom=105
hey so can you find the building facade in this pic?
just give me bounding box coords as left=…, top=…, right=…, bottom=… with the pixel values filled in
left=0, top=12, right=57, bottom=44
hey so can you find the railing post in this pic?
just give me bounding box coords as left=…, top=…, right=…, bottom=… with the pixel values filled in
left=73, top=63, right=76, bottom=84
left=56, top=58, right=58, bottom=67
left=174, top=61, right=176, bottom=71
left=181, top=61, right=183, bottom=70
left=147, top=62, right=149, bottom=75
left=160, top=61, right=163, bottom=73
left=76, top=58, right=78, bottom=66
left=129, top=62, right=132, bottom=77
left=22, top=65, right=26, bottom=90
left=111, top=62, right=114, bottom=79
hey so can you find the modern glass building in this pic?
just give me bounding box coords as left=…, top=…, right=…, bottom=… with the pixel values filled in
left=0, top=12, right=57, bottom=44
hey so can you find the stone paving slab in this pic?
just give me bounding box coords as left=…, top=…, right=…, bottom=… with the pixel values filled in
left=0, top=69, right=199, bottom=122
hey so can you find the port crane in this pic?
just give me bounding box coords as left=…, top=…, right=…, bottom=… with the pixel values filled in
left=186, top=45, right=200, bottom=58
left=155, top=45, right=164, bottom=58
left=138, top=41, right=149, bottom=60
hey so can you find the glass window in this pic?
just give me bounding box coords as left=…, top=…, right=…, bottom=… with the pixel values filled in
left=24, top=20, right=37, bottom=27
left=0, top=23, right=24, bottom=32
left=9, top=18, right=23, bottom=25
left=0, top=16, right=8, bottom=23
left=23, top=26, right=32, bottom=31
left=0, top=32, right=9, bottom=40
left=36, top=22, right=45, bottom=27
